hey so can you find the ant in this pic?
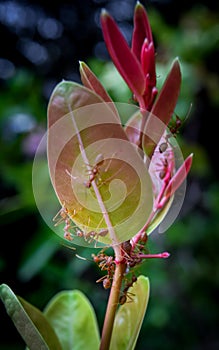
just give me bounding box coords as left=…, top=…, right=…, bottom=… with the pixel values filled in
left=84, top=153, right=105, bottom=188
left=159, top=104, right=192, bottom=155
left=64, top=153, right=104, bottom=189
left=82, top=228, right=108, bottom=244
left=120, top=240, right=144, bottom=269
left=63, top=218, right=74, bottom=241
left=93, top=251, right=115, bottom=289
left=119, top=274, right=137, bottom=305
left=158, top=157, right=169, bottom=180
left=53, top=204, right=69, bottom=226
left=53, top=205, right=75, bottom=241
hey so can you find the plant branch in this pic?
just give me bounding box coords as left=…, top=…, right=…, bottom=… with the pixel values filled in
left=68, top=103, right=122, bottom=258
left=99, top=259, right=126, bottom=350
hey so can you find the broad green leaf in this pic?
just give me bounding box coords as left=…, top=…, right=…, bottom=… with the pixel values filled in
left=44, top=290, right=100, bottom=350
left=110, top=275, right=150, bottom=350
left=0, top=284, right=62, bottom=350
left=47, top=81, right=153, bottom=246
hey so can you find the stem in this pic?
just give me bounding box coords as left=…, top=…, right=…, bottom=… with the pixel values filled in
left=68, top=103, right=122, bottom=259
left=99, top=259, right=126, bottom=350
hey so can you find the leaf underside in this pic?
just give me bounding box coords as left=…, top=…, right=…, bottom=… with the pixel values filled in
left=47, top=81, right=153, bottom=246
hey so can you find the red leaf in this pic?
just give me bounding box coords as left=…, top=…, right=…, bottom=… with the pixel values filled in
left=101, top=10, right=145, bottom=99
left=79, top=61, right=113, bottom=103
left=131, top=2, right=153, bottom=61
left=142, top=58, right=182, bottom=158
left=79, top=61, right=120, bottom=120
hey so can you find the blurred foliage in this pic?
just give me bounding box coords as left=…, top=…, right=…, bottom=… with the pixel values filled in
left=0, top=0, right=219, bottom=349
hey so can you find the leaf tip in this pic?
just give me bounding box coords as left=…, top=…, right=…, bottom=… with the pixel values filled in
left=79, top=60, right=85, bottom=70
left=186, top=153, right=193, bottom=171
left=0, top=283, right=9, bottom=297
left=135, top=1, right=144, bottom=11
left=101, top=8, right=109, bottom=19
left=172, top=57, right=181, bottom=73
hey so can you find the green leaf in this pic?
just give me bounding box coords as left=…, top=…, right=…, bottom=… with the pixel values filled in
left=47, top=81, right=153, bottom=246
left=0, top=284, right=62, bottom=350
left=110, top=275, right=150, bottom=350
left=44, top=290, right=100, bottom=350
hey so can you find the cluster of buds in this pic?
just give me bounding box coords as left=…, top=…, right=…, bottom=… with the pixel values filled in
left=101, top=2, right=157, bottom=111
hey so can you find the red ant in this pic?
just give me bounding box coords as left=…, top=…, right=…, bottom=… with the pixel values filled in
left=169, top=114, right=182, bottom=136
left=53, top=205, right=75, bottom=241
left=120, top=240, right=144, bottom=269
left=84, top=153, right=105, bottom=188
left=159, top=105, right=192, bottom=155
left=53, top=205, right=69, bottom=226
left=82, top=228, right=108, bottom=244
left=158, top=157, right=169, bottom=180
left=64, top=153, right=104, bottom=189
left=168, top=104, right=192, bottom=138
left=119, top=274, right=137, bottom=305
left=93, top=251, right=115, bottom=289
left=63, top=218, right=74, bottom=241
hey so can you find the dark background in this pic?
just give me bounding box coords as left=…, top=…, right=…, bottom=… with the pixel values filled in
left=0, top=0, right=219, bottom=349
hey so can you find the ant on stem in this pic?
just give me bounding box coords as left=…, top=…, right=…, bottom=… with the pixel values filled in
left=119, top=274, right=137, bottom=305
left=84, top=153, right=105, bottom=188
left=93, top=251, right=115, bottom=289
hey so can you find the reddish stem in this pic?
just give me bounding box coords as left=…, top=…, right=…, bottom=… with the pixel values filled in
left=99, top=259, right=126, bottom=350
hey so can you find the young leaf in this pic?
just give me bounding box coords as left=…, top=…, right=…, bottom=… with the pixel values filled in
left=109, top=276, right=150, bottom=350
left=142, top=58, right=181, bottom=158
left=44, top=290, right=100, bottom=350
left=47, top=82, right=153, bottom=246
left=163, top=153, right=193, bottom=202
left=132, top=2, right=153, bottom=61
left=0, top=284, right=62, bottom=350
left=79, top=61, right=120, bottom=120
left=101, top=10, right=145, bottom=100
left=79, top=62, right=112, bottom=104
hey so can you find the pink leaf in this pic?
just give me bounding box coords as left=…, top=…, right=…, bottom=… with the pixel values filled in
left=164, top=153, right=193, bottom=200
left=101, top=10, right=145, bottom=99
